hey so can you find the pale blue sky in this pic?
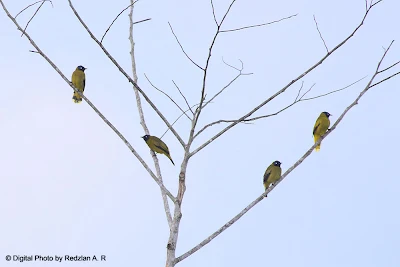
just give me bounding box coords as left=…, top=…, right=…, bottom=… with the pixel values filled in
left=1, top=0, right=399, bottom=266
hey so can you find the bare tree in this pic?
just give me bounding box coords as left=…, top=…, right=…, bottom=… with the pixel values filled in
left=1, top=0, right=399, bottom=266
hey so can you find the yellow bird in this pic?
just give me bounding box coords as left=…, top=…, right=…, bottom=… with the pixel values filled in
left=141, top=135, right=175, bottom=165
left=263, top=160, right=282, bottom=197
left=313, top=111, right=331, bottom=151
left=71, top=65, right=86, bottom=103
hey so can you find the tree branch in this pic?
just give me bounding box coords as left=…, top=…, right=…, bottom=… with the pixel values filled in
left=176, top=40, right=398, bottom=263
left=300, top=76, right=367, bottom=101
left=220, top=13, right=297, bottom=33
left=128, top=0, right=172, bottom=228
left=189, top=0, right=238, bottom=142
left=377, top=60, right=400, bottom=74
left=165, top=2, right=239, bottom=263
left=0, top=0, right=176, bottom=203
left=210, top=0, right=218, bottom=26
left=168, top=22, right=204, bottom=71
left=161, top=104, right=199, bottom=139
left=67, top=0, right=186, bottom=148
left=101, top=0, right=151, bottom=43
left=144, top=74, right=192, bottom=121
left=194, top=76, right=366, bottom=137
left=190, top=1, right=383, bottom=156
left=172, top=80, right=194, bottom=116
left=370, top=70, right=400, bottom=88
left=20, top=0, right=49, bottom=37
left=313, top=15, right=329, bottom=53
left=370, top=0, right=383, bottom=8
left=15, top=0, right=52, bottom=19
left=200, top=58, right=253, bottom=112
left=219, top=0, right=236, bottom=26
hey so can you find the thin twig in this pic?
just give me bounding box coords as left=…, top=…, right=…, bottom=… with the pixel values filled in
left=101, top=1, right=149, bottom=43
left=190, top=0, right=238, bottom=134
left=168, top=22, right=204, bottom=70
left=210, top=0, right=218, bottom=26
left=103, top=1, right=138, bottom=42
left=222, top=57, right=243, bottom=71
left=190, top=1, right=383, bottom=157
left=371, top=0, right=383, bottom=8
left=246, top=78, right=366, bottom=121
left=370, top=71, right=400, bottom=88
left=172, top=80, right=194, bottom=116
left=67, top=0, right=186, bottom=148
left=313, top=15, right=329, bottom=53
left=219, top=0, right=236, bottom=26
left=194, top=75, right=366, bottom=137
left=294, top=81, right=305, bottom=102
left=0, top=0, right=176, bottom=202
left=302, top=76, right=367, bottom=101
left=377, top=60, right=400, bottom=73
left=15, top=0, right=53, bottom=18
left=128, top=1, right=172, bottom=228
left=298, top=83, right=315, bottom=100
left=161, top=104, right=199, bottom=139
left=202, top=74, right=243, bottom=109
left=132, top=18, right=151, bottom=25
left=144, top=74, right=191, bottom=121
left=220, top=13, right=297, bottom=33
left=20, top=0, right=46, bottom=37
left=199, top=58, right=253, bottom=112
left=175, top=41, right=398, bottom=263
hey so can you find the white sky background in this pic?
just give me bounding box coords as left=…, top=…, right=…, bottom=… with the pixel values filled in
left=1, top=0, right=399, bottom=266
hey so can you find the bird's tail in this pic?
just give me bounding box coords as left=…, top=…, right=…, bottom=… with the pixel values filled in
left=264, top=184, right=269, bottom=198
left=314, top=135, right=321, bottom=151
left=72, top=92, right=82, bottom=103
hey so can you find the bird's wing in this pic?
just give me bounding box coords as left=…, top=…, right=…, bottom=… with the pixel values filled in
left=313, top=121, right=320, bottom=135
left=82, top=77, right=85, bottom=91
left=263, top=169, right=271, bottom=184
left=323, top=116, right=330, bottom=129
left=71, top=70, right=78, bottom=89
left=155, top=144, right=170, bottom=156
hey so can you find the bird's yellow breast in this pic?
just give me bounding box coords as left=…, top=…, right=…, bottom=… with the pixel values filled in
left=72, top=70, right=85, bottom=91
left=314, top=115, right=330, bottom=136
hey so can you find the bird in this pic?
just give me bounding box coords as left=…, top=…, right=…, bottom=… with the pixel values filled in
left=141, top=135, right=174, bottom=165
left=313, top=111, right=331, bottom=151
left=71, top=65, right=86, bottom=103
left=263, top=160, right=282, bottom=197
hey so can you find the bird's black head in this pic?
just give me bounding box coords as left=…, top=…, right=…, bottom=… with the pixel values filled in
left=141, top=135, right=150, bottom=141
left=77, top=65, right=86, bottom=72
left=323, top=111, right=331, bottom=117
left=273, top=160, right=281, bottom=167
